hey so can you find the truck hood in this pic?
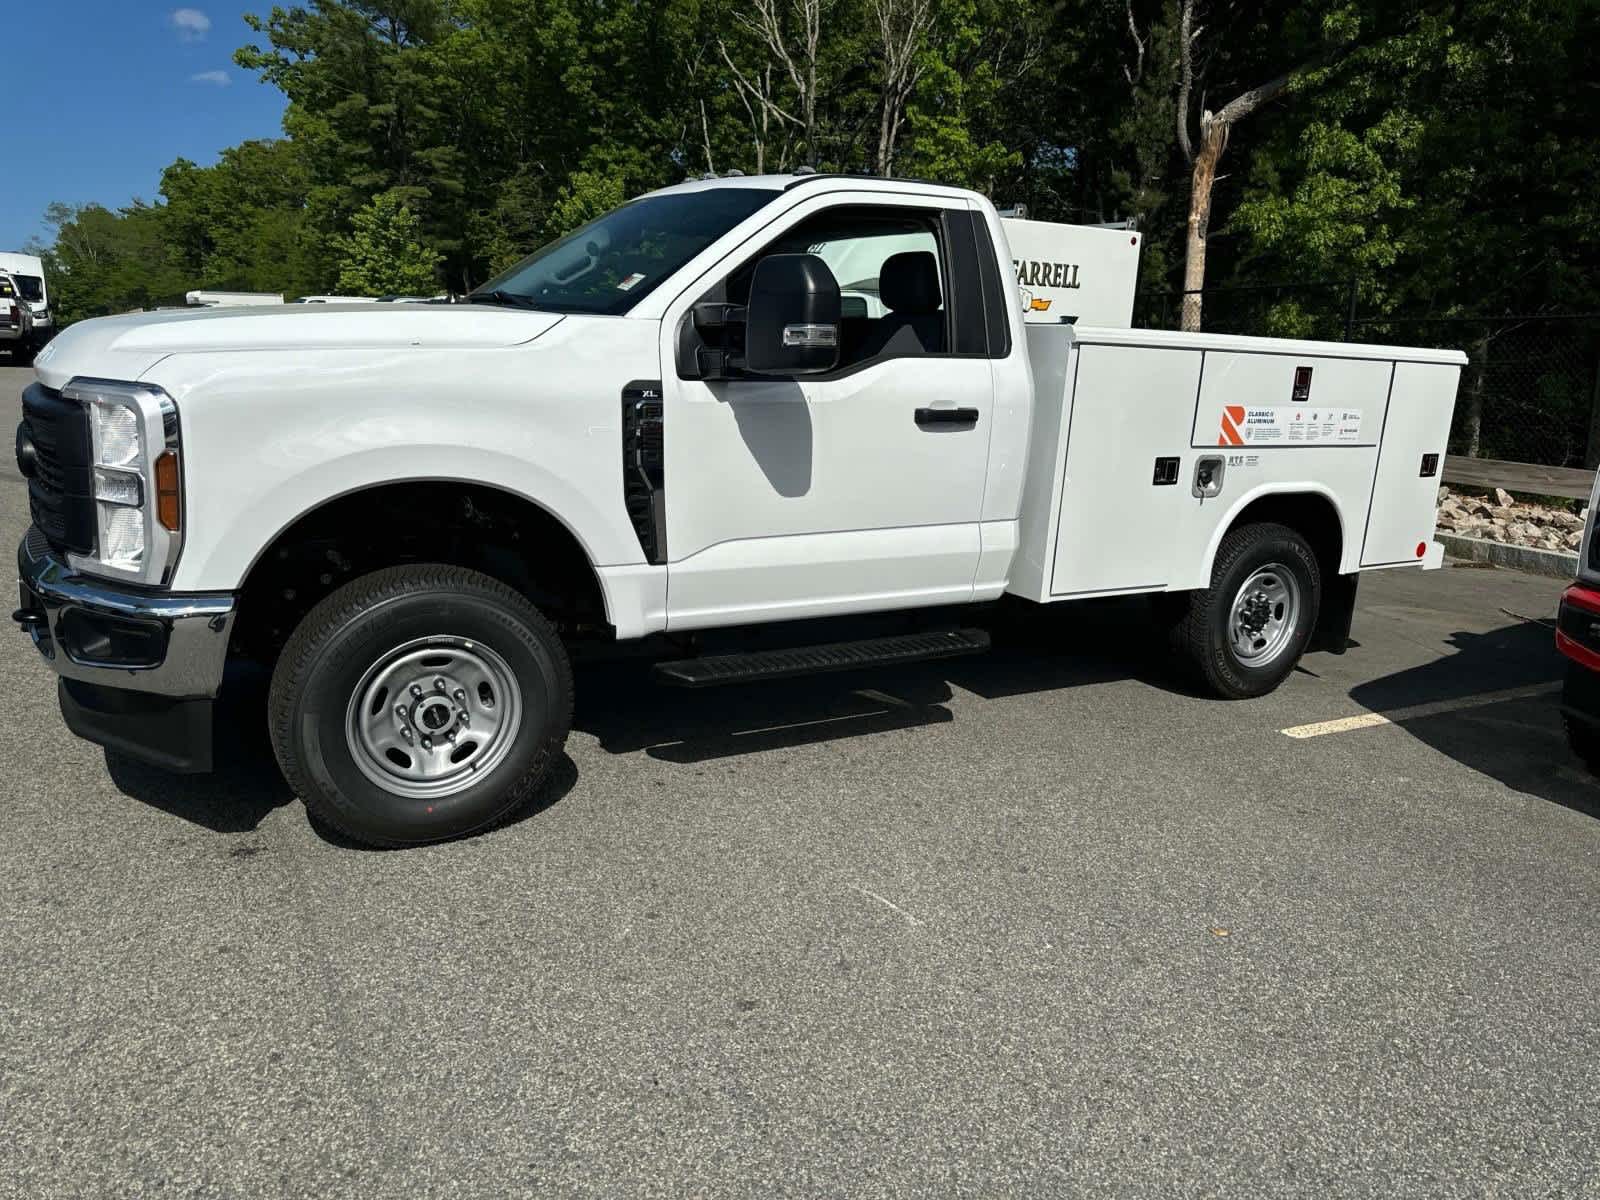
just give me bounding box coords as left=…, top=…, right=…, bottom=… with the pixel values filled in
left=31, top=303, right=564, bottom=390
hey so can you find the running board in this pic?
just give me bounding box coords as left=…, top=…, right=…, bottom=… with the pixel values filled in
left=654, top=628, right=991, bottom=688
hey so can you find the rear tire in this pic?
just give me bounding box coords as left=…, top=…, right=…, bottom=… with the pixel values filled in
left=268, top=564, right=573, bottom=847
left=1173, top=522, right=1321, bottom=699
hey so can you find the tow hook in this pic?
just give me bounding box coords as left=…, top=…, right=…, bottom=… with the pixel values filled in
left=12, top=608, right=46, bottom=631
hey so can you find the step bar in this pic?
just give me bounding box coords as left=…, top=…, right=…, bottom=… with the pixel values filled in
left=653, top=628, right=991, bottom=688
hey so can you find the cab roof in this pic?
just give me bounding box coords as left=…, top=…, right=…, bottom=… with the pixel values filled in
left=643, top=173, right=977, bottom=202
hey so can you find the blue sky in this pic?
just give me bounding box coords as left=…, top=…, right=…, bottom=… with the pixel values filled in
left=2, top=3, right=288, bottom=249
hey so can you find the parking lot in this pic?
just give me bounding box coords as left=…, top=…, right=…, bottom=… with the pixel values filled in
left=3, top=361, right=1599, bottom=1197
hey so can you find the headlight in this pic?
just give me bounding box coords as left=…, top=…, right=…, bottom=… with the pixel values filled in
left=62, top=378, right=183, bottom=586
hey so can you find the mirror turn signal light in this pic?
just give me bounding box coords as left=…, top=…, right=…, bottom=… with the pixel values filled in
left=155, top=451, right=181, bottom=531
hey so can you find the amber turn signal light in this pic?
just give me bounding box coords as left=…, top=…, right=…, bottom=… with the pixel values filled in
left=155, top=451, right=181, bottom=531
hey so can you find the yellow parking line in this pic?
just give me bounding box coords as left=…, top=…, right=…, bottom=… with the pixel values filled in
left=1281, top=682, right=1562, bottom=739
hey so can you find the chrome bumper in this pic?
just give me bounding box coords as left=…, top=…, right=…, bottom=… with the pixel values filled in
left=15, top=528, right=236, bottom=698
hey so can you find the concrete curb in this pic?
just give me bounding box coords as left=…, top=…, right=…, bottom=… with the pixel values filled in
left=1438, top=532, right=1577, bottom=579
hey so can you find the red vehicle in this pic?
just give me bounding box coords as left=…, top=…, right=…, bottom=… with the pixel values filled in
left=1557, top=474, right=1600, bottom=770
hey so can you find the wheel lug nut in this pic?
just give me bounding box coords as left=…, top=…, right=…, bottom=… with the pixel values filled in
left=410, top=684, right=424, bottom=698
left=453, top=688, right=466, bottom=704
left=394, top=704, right=407, bottom=719
left=421, top=736, right=432, bottom=751
left=446, top=729, right=458, bottom=743
left=434, top=677, right=447, bottom=692
left=459, top=713, right=470, bottom=727
left=400, top=727, right=413, bottom=742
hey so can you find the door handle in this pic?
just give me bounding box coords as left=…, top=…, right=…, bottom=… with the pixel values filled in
left=914, top=406, right=980, bottom=428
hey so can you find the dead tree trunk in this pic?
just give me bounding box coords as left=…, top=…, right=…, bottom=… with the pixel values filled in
left=1180, top=117, right=1226, bottom=332
left=873, top=0, right=933, bottom=176
left=1175, top=0, right=1347, bottom=331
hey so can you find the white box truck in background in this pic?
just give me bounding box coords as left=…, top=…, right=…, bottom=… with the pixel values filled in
left=0, top=252, right=52, bottom=361
left=14, top=173, right=1465, bottom=846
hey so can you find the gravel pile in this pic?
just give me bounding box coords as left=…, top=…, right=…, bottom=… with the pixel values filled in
left=1436, top=486, right=1586, bottom=553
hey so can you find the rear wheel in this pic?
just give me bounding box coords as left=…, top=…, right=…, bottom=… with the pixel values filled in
left=268, top=564, right=572, bottom=847
left=1172, top=522, right=1321, bottom=699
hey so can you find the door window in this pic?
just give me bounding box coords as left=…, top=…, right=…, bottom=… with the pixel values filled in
left=725, top=206, right=950, bottom=369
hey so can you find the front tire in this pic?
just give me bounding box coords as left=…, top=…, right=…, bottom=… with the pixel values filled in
left=268, top=564, right=573, bottom=847
left=1562, top=664, right=1600, bottom=775
left=1173, top=522, right=1321, bottom=699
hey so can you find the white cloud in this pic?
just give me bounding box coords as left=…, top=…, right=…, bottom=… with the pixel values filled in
left=190, top=70, right=231, bottom=86
left=171, top=8, right=211, bottom=41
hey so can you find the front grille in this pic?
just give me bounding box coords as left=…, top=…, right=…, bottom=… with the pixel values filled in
left=1560, top=595, right=1600, bottom=659
left=19, top=382, right=95, bottom=555
left=24, top=524, right=50, bottom=558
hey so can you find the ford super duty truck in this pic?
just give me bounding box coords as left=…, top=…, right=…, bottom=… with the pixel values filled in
left=14, top=174, right=1465, bottom=846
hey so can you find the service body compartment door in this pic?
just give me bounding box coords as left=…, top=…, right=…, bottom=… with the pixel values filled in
left=1050, top=344, right=1200, bottom=596
left=1361, top=360, right=1459, bottom=566
left=1190, top=351, right=1391, bottom=450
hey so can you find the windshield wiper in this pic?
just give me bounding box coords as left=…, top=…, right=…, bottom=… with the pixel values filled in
left=466, top=289, right=540, bottom=309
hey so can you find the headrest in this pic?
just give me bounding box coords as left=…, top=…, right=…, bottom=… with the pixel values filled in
left=879, top=251, right=941, bottom=315
left=840, top=294, right=870, bottom=320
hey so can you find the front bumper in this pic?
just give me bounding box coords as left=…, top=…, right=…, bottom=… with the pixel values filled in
left=15, top=528, right=236, bottom=771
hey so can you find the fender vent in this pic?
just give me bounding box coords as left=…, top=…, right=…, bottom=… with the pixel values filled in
left=622, top=380, right=666, bottom=564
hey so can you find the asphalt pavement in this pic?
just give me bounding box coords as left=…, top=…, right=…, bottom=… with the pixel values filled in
left=3, top=363, right=1598, bottom=1198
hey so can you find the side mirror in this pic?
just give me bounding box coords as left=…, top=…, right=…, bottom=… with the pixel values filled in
left=744, top=253, right=841, bottom=376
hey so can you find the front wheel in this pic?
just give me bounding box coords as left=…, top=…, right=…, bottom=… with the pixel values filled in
left=1562, top=664, right=1600, bottom=775
left=268, top=564, right=573, bottom=847
left=1172, top=522, right=1321, bottom=699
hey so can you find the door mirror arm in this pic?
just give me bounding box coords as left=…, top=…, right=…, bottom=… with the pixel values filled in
left=691, top=302, right=748, bottom=381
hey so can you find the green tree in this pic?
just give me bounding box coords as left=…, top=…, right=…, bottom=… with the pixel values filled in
left=334, top=192, right=441, bottom=294
left=36, top=201, right=189, bottom=322
left=159, top=139, right=323, bottom=295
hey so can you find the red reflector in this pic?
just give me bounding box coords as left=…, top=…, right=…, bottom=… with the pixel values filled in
left=1416, top=542, right=1427, bottom=558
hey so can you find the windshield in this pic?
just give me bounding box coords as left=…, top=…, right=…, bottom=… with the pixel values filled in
left=13, top=275, right=43, bottom=303
left=475, top=188, right=776, bottom=314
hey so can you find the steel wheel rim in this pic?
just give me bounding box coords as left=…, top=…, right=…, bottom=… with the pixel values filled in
left=1228, top=564, right=1301, bottom=665
left=345, top=636, right=523, bottom=799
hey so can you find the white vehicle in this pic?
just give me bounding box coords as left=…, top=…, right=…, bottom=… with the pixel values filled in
left=184, top=290, right=286, bottom=307
left=0, top=252, right=52, bottom=360
left=1, top=272, right=36, bottom=355
left=14, top=174, right=1465, bottom=846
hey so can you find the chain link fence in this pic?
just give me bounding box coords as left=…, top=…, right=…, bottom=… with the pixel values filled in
left=1136, top=285, right=1600, bottom=470
left=1353, top=316, right=1600, bottom=469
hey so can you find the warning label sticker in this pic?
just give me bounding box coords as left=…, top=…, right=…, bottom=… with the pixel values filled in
left=1217, top=405, right=1363, bottom=447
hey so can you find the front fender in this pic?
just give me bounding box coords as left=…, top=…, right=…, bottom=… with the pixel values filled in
left=186, top=446, right=633, bottom=591
left=145, top=337, right=655, bottom=593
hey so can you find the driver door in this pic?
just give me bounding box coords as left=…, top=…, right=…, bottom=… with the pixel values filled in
left=657, top=192, right=997, bottom=630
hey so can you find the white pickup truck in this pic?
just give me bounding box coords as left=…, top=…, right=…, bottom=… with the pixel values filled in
left=14, top=174, right=1465, bottom=846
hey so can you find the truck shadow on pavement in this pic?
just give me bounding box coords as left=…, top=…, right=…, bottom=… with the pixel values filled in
left=1349, top=618, right=1597, bottom=818
left=103, top=665, right=290, bottom=833
left=574, top=597, right=1183, bottom=763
